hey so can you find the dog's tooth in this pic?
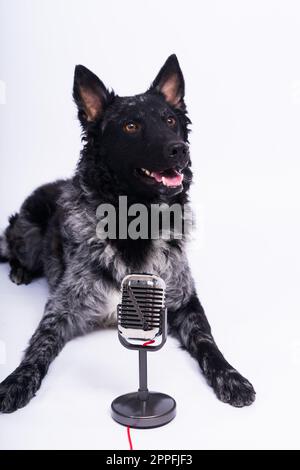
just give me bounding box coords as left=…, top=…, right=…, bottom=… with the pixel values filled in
left=145, top=169, right=150, bottom=176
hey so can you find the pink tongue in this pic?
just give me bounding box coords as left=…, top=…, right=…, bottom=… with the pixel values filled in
left=151, top=170, right=183, bottom=187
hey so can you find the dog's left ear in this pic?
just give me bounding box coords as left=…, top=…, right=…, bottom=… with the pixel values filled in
left=73, top=65, right=110, bottom=124
left=150, top=54, right=185, bottom=109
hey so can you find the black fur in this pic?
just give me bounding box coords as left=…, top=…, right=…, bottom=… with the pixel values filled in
left=0, top=55, right=255, bottom=413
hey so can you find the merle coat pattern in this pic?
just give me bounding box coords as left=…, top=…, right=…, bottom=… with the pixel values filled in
left=0, top=55, right=255, bottom=412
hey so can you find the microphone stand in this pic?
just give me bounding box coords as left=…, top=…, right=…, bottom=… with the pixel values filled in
left=111, top=343, right=176, bottom=428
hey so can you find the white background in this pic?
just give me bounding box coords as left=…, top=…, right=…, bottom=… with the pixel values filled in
left=0, top=0, right=300, bottom=450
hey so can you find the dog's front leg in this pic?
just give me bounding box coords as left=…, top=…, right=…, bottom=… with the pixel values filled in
left=0, top=288, right=97, bottom=413
left=168, top=293, right=256, bottom=407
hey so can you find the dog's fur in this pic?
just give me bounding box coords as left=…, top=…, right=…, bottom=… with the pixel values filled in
left=0, top=55, right=255, bottom=412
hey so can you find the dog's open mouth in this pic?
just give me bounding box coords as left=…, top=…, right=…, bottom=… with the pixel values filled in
left=136, top=167, right=184, bottom=188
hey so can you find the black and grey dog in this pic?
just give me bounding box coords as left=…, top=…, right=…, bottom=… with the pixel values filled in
left=0, top=55, right=255, bottom=412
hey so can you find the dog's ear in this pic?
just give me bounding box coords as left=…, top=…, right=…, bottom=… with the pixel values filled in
left=73, top=65, right=110, bottom=123
left=150, top=54, right=185, bottom=109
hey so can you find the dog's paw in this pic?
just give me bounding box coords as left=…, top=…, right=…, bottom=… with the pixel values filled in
left=0, top=364, right=41, bottom=413
left=212, top=368, right=256, bottom=407
left=9, top=265, right=33, bottom=285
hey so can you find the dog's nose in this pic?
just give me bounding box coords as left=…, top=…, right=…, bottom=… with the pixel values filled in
left=166, top=142, right=189, bottom=161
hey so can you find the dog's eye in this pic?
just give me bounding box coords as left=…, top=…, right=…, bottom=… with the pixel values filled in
left=123, top=122, right=141, bottom=134
left=166, top=116, right=176, bottom=127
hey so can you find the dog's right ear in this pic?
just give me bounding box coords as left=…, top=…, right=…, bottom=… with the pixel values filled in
left=73, top=65, right=110, bottom=124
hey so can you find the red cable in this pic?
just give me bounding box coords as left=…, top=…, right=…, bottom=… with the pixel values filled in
left=126, top=339, right=155, bottom=450
left=127, top=426, right=133, bottom=450
left=142, top=339, right=155, bottom=347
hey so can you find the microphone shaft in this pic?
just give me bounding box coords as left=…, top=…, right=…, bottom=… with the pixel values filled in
left=138, top=349, right=148, bottom=401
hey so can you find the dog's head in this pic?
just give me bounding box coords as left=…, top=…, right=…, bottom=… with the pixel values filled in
left=73, top=55, right=192, bottom=201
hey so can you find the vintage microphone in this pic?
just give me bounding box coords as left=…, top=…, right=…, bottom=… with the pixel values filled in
left=111, top=273, right=176, bottom=428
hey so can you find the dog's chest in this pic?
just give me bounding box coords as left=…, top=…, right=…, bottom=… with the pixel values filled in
left=99, top=239, right=175, bottom=283
left=90, top=238, right=183, bottom=324
left=101, top=288, right=121, bottom=326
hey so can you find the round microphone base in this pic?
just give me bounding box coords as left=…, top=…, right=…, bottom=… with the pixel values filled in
left=111, top=391, right=176, bottom=429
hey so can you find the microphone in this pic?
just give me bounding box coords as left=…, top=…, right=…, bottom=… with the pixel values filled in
left=118, top=273, right=167, bottom=348
left=111, top=273, right=176, bottom=429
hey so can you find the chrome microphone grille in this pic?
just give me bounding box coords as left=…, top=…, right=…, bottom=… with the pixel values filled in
left=118, top=274, right=166, bottom=342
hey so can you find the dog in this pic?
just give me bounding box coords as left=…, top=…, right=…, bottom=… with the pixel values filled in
left=0, top=55, right=255, bottom=412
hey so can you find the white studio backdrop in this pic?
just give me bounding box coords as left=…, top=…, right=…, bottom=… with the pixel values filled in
left=0, top=0, right=300, bottom=449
